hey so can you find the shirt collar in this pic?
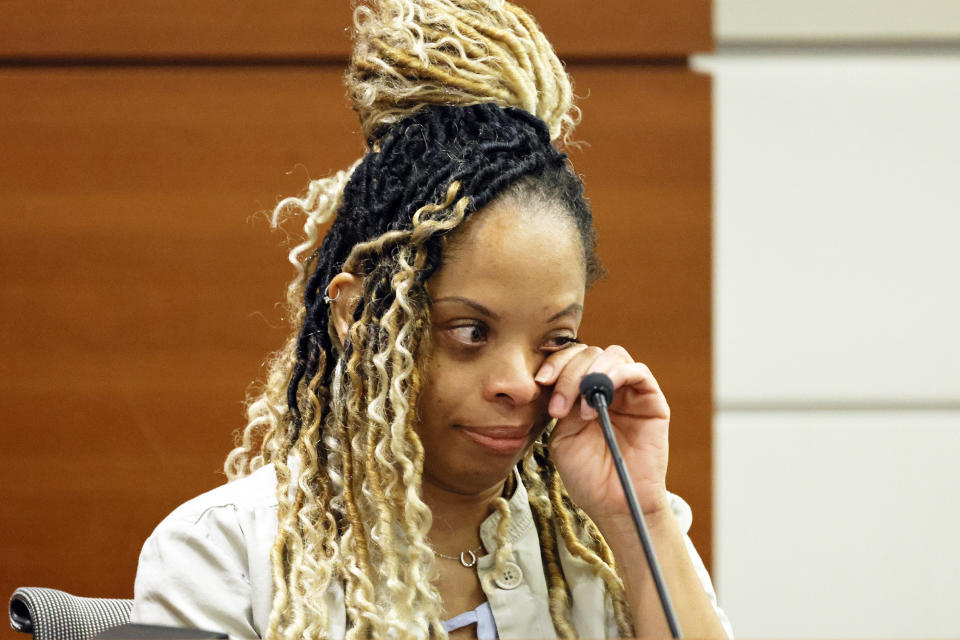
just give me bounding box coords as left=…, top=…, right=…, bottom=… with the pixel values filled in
left=479, top=469, right=534, bottom=550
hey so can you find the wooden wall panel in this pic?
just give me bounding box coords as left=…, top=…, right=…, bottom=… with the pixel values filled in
left=0, top=66, right=362, bottom=616
left=0, top=0, right=711, bottom=60
left=0, top=63, right=709, bottom=628
left=572, top=67, right=713, bottom=570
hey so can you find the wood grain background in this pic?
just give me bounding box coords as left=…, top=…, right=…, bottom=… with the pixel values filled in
left=0, top=0, right=709, bottom=59
left=0, top=2, right=712, bottom=632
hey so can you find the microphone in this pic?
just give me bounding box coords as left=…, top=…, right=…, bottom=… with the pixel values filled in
left=579, top=373, right=683, bottom=639
left=580, top=371, right=615, bottom=409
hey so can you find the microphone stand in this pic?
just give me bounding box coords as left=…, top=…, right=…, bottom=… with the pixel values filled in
left=585, top=375, right=683, bottom=639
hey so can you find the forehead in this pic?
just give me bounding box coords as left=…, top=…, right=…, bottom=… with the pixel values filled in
left=428, top=198, right=587, bottom=306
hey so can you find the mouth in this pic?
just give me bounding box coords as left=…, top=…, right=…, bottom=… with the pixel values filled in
left=457, top=424, right=533, bottom=456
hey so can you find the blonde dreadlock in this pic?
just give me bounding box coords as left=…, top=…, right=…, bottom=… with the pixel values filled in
left=349, top=0, right=578, bottom=145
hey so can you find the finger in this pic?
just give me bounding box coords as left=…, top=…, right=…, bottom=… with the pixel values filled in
left=547, top=345, right=604, bottom=419
left=606, top=361, right=670, bottom=419
left=534, top=342, right=590, bottom=386
left=607, top=360, right=663, bottom=397
left=574, top=345, right=635, bottom=420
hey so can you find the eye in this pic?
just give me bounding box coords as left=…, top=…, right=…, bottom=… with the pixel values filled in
left=447, top=321, right=489, bottom=346
left=543, top=335, right=580, bottom=352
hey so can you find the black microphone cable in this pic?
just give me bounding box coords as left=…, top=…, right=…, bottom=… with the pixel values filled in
left=579, top=372, right=683, bottom=639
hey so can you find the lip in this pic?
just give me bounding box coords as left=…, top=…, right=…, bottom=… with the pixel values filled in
left=458, top=425, right=533, bottom=455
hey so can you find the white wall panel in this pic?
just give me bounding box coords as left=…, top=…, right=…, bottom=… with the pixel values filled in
left=697, top=54, right=960, bottom=406
left=716, top=1, right=960, bottom=42
left=714, top=410, right=960, bottom=638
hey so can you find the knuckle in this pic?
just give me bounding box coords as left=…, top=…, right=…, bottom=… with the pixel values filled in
left=556, top=367, right=580, bottom=384
left=635, top=361, right=652, bottom=375
left=606, top=344, right=631, bottom=360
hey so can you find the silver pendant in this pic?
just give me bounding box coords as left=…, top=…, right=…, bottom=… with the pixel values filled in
left=459, top=550, right=478, bottom=567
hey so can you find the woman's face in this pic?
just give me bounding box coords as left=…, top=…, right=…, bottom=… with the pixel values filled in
left=418, top=197, right=587, bottom=495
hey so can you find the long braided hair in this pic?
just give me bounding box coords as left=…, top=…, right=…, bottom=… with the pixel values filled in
left=224, top=2, right=633, bottom=638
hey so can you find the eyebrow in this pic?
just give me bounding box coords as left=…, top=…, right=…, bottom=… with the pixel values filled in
left=547, top=302, right=584, bottom=322
left=432, top=296, right=500, bottom=320
left=432, top=297, right=583, bottom=323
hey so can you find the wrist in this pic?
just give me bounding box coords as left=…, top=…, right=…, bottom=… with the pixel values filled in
left=595, top=494, right=678, bottom=543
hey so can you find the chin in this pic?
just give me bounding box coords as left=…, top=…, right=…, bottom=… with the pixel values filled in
left=423, top=457, right=522, bottom=496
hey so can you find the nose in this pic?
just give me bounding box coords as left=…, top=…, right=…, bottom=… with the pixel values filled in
left=482, top=347, right=542, bottom=406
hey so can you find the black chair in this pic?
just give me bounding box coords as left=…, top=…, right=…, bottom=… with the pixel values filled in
left=9, top=587, right=134, bottom=640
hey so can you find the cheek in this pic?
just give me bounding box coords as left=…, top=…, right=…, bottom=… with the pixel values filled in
left=418, top=352, right=472, bottom=424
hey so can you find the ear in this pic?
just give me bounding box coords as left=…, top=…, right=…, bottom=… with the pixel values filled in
left=327, top=272, right=363, bottom=346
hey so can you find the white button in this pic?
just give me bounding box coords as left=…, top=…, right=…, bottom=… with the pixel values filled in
left=494, top=562, right=523, bottom=590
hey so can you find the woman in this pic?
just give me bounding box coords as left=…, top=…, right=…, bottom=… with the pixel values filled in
left=132, top=1, right=732, bottom=638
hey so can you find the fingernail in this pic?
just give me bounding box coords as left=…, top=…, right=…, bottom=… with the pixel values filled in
left=580, top=397, right=591, bottom=420
left=535, top=364, right=554, bottom=383
left=549, top=392, right=565, bottom=417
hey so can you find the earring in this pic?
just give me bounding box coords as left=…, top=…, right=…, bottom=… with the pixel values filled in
left=323, top=284, right=341, bottom=304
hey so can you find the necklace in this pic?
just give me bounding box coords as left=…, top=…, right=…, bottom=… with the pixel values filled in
left=435, top=545, right=484, bottom=567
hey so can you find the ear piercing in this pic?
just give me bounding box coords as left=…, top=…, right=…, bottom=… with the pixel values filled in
left=323, top=284, right=341, bottom=304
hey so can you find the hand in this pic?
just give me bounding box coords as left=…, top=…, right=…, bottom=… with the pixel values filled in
left=535, top=344, right=671, bottom=525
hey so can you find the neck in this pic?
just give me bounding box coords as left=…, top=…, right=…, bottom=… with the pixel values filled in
left=421, top=474, right=507, bottom=555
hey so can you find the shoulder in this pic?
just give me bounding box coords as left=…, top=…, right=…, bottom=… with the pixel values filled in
left=136, top=462, right=281, bottom=580
left=131, top=464, right=280, bottom=637
left=156, top=464, right=279, bottom=528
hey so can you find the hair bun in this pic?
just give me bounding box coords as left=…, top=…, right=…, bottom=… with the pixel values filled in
left=348, top=0, right=578, bottom=145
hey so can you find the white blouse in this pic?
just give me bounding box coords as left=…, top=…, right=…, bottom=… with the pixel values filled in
left=132, top=464, right=733, bottom=638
